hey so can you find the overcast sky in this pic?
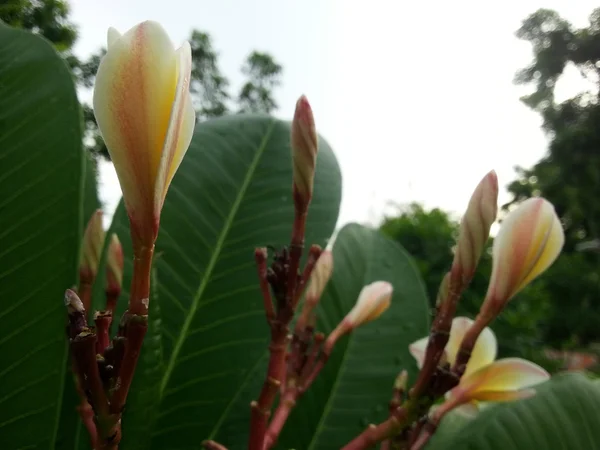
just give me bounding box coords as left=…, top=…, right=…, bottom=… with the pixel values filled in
left=69, top=0, right=598, bottom=228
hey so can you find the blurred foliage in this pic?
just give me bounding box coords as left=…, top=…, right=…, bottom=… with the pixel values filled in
left=379, top=203, right=555, bottom=368
left=507, top=7, right=600, bottom=351
left=0, top=0, right=284, bottom=160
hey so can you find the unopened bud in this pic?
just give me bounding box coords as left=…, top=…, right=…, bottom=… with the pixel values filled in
left=346, top=281, right=393, bottom=328
left=65, top=289, right=85, bottom=314
left=106, top=234, right=124, bottom=292
left=291, top=95, right=318, bottom=213
left=79, top=209, right=105, bottom=281
left=452, top=171, right=498, bottom=283
left=325, top=281, right=393, bottom=352
left=305, top=250, right=334, bottom=305
left=482, top=197, right=564, bottom=317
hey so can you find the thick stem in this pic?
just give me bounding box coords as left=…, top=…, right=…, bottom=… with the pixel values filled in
left=410, top=269, right=463, bottom=399
left=95, top=311, right=112, bottom=355
left=263, top=388, right=297, bottom=449
left=341, top=410, right=407, bottom=450
left=285, top=211, right=307, bottom=309
left=105, top=289, right=120, bottom=317
left=255, top=248, right=275, bottom=322
left=202, top=440, right=229, bottom=450
left=292, top=244, right=322, bottom=308
left=71, top=331, right=121, bottom=448
left=409, top=399, right=456, bottom=450
left=110, top=315, right=148, bottom=413
left=128, top=245, right=154, bottom=316
left=249, top=323, right=289, bottom=450
left=72, top=369, right=98, bottom=448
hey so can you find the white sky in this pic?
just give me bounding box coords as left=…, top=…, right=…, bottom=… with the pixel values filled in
left=69, top=0, right=598, bottom=228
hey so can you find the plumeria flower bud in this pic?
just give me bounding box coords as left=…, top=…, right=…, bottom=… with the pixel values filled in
left=93, top=21, right=195, bottom=247
left=79, top=209, right=105, bottom=282
left=323, top=281, right=393, bottom=356
left=305, top=250, right=334, bottom=305
left=327, top=281, right=392, bottom=346
left=105, top=234, right=124, bottom=294
left=291, top=95, right=318, bottom=214
left=452, top=171, right=498, bottom=283
left=481, top=197, right=564, bottom=317
left=346, top=281, right=393, bottom=327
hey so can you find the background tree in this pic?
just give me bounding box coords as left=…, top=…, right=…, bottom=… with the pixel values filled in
left=507, top=7, right=600, bottom=351
left=238, top=51, right=282, bottom=114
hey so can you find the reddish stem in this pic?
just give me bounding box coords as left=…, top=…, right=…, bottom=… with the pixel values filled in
left=105, top=289, right=120, bottom=317
left=128, top=245, right=154, bottom=316
left=249, top=323, right=289, bottom=450
left=292, top=244, right=322, bottom=308
left=341, top=411, right=406, bottom=450
left=110, top=315, right=148, bottom=413
left=299, top=333, right=324, bottom=390
left=263, top=388, right=297, bottom=449
left=285, top=211, right=307, bottom=309
left=255, top=248, right=275, bottom=322
left=410, top=269, right=462, bottom=399
left=95, top=311, right=112, bottom=355
left=202, top=440, right=229, bottom=450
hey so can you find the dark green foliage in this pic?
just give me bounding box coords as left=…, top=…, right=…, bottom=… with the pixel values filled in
left=508, top=7, right=600, bottom=351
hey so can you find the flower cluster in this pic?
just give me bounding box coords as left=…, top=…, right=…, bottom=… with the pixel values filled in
left=64, top=18, right=566, bottom=450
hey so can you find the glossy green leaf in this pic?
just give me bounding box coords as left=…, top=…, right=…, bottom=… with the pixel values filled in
left=427, top=373, right=600, bottom=450
left=275, top=224, right=430, bottom=449
left=0, top=23, right=83, bottom=449
left=100, top=114, right=342, bottom=449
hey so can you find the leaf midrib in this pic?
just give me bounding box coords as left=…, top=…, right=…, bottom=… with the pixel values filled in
left=158, top=119, right=276, bottom=399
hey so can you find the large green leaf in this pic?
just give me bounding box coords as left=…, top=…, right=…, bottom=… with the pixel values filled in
left=0, top=23, right=83, bottom=449
left=83, top=152, right=101, bottom=221
left=97, top=114, right=342, bottom=449
left=275, top=224, right=430, bottom=449
left=427, top=373, right=600, bottom=450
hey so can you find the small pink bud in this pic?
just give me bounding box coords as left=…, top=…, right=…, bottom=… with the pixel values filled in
left=79, top=209, right=105, bottom=281
left=106, top=234, right=124, bottom=293
left=291, top=95, right=318, bottom=213
left=305, top=250, right=334, bottom=305
left=482, top=197, right=564, bottom=316
left=324, top=281, right=393, bottom=354
left=346, top=281, right=393, bottom=328
left=452, top=171, right=498, bottom=282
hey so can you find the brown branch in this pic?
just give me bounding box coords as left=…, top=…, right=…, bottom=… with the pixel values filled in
left=105, top=289, right=120, bottom=317
left=293, top=244, right=322, bottom=308
left=263, top=388, right=297, bottom=449
left=128, top=245, right=154, bottom=316
left=410, top=269, right=463, bottom=399
left=95, top=311, right=112, bottom=355
left=202, top=440, right=229, bottom=450
left=341, top=408, right=408, bottom=450
left=255, top=248, right=275, bottom=322
left=109, top=315, right=148, bottom=413
left=249, top=321, right=289, bottom=450
left=285, top=211, right=307, bottom=309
